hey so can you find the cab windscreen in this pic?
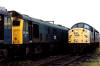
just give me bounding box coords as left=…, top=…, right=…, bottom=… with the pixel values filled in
left=13, top=20, right=20, bottom=26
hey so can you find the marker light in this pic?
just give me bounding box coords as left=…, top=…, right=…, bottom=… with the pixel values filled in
left=74, top=31, right=78, bottom=34
left=85, top=38, right=88, bottom=42
left=74, top=38, right=78, bottom=42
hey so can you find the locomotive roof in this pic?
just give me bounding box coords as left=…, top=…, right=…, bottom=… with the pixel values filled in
left=8, top=10, right=69, bottom=30
left=8, top=11, right=22, bottom=18
left=22, top=14, right=31, bottom=20
left=30, top=17, right=69, bottom=30
left=71, top=22, right=92, bottom=28
left=0, top=7, right=10, bottom=17
left=16, top=11, right=69, bottom=30
left=71, top=22, right=99, bottom=32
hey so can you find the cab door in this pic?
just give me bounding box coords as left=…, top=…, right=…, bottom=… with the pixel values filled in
left=33, top=24, right=39, bottom=42
left=28, top=22, right=33, bottom=42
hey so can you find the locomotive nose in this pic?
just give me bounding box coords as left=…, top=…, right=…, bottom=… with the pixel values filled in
left=68, top=28, right=90, bottom=43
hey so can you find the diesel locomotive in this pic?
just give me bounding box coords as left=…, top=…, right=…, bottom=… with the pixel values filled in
left=68, top=22, right=99, bottom=53
left=0, top=7, right=70, bottom=58
left=0, top=9, right=69, bottom=57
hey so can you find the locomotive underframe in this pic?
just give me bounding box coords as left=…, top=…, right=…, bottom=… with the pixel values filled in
left=0, top=42, right=66, bottom=58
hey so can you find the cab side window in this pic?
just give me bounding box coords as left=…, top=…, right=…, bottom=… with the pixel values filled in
left=4, top=17, right=8, bottom=29
left=8, top=18, right=12, bottom=29
left=13, top=19, right=20, bottom=26
left=23, top=22, right=28, bottom=34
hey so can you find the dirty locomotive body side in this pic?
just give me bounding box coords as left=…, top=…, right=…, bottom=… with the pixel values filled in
left=0, top=7, right=12, bottom=57
left=8, top=11, right=69, bottom=57
left=0, top=7, right=12, bottom=44
left=68, top=23, right=99, bottom=53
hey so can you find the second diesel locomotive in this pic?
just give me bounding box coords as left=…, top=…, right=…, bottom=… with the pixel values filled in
left=68, top=22, right=99, bottom=53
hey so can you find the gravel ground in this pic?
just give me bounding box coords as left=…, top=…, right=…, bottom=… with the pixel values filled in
left=68, top=46, right=100, bottom=66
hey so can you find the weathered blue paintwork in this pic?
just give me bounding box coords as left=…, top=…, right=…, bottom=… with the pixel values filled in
left=22, top=14, right=69, bottom=44
left=0, top=7, right=12, bottom=44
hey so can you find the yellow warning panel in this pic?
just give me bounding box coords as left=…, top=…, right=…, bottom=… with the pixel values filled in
left=11, top=17, right=23, bottom=44
left=68, top=28, right=90, bottom=43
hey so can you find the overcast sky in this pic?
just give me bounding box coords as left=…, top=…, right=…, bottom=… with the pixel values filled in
left=0, top=0, right=100, bottom=31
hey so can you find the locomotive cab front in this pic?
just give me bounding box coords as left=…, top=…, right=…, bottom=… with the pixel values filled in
left=68, top=23, right=91, bottom=48
left=9, top=11, right=23, bottom=44
left=68, top=22, right=99, bottom=53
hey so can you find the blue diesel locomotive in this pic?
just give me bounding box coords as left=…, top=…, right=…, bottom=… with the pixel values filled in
left=0, top=9, right=69, bottom=57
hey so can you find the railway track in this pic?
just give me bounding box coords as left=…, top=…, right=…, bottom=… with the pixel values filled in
left=33, top=54, right=91, bottom=66
left=0, top=53, right=93, bottom=66
left=39, top=56, right=84, bottom=66
left=0, top=54, right=72, bottom=66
